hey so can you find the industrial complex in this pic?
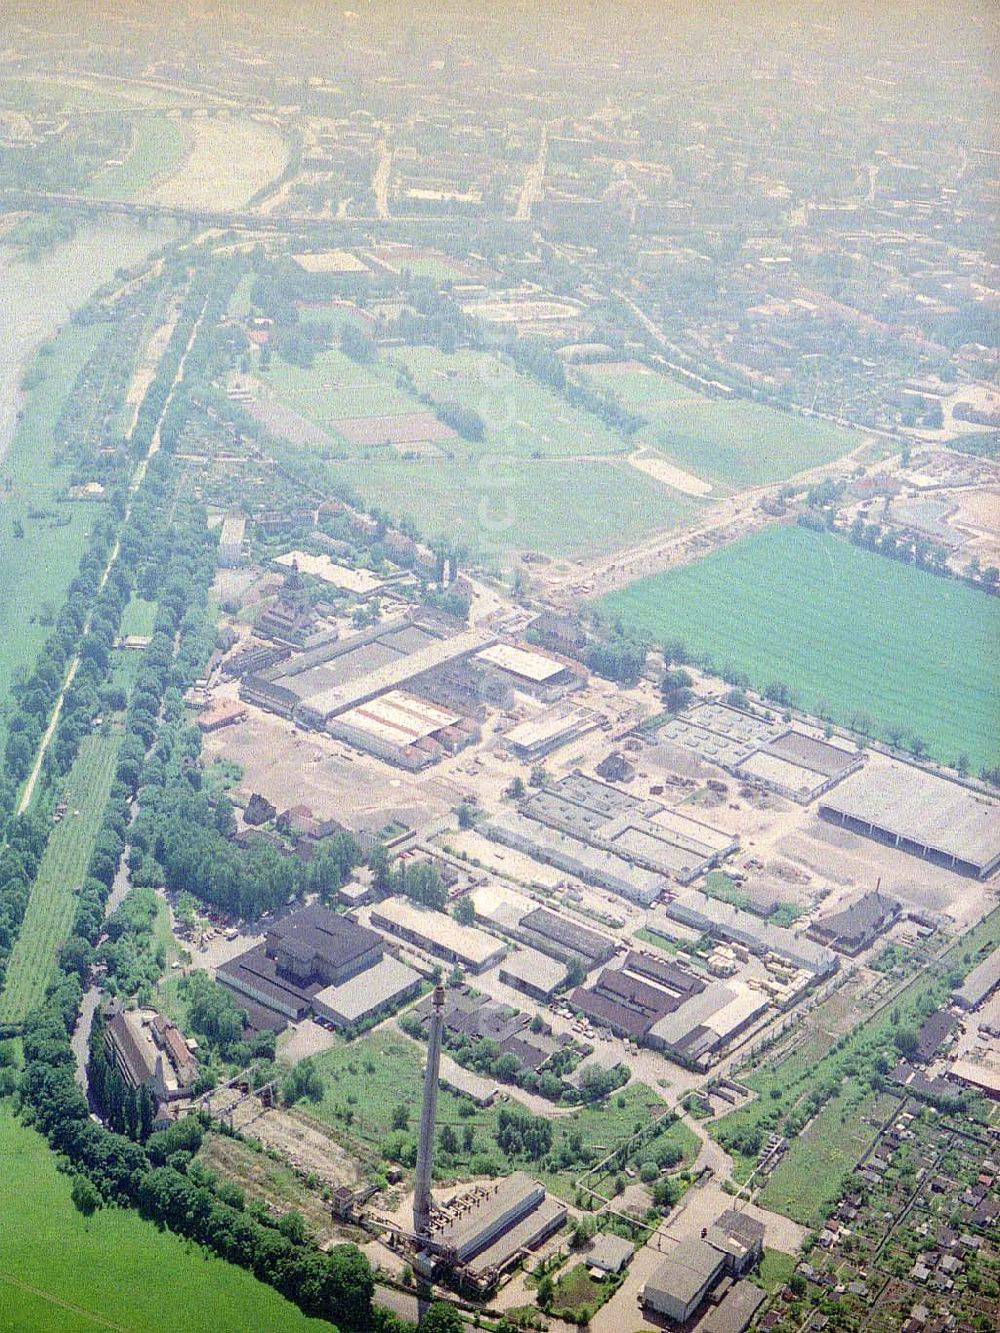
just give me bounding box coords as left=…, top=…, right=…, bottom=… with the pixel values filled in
left=218, top=904, right=421, bottom=1029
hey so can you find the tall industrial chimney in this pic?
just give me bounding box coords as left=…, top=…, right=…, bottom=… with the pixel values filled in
left=413, top=983, right=445, bottom=1240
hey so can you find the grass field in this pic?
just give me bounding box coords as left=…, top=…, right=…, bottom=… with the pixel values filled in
left=757, top=1089, right=901, bottom=1227
left=306, top=1029, right=694, bottom=1203
left=0, top=325, right=106, bottom=751
left=370, top=247, right=478, bottom=281
left=0, top=732, right=121, bottom=1024
left=87, top=116, right=186, bottom=200
left=259, top=343, right=705, bottom=560
left=600, top=524, right=1000, bottom=768
left=756, top=1249, right=798, bottom=1292
left=334, top=455, right=698, bottom=560
left=581, top=362, right=694, bottom=407
left=632, top=395, right=859, bottom=489
left=395, top=346, right=628, bottom=458
left=265, top=348, right=416, bottom=435
left=118, top=596, right=158, bottom=637
left=0, top=1106, right=331, bottom=1332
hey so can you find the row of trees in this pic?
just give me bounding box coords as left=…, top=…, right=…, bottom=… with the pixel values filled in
left=18, top=970, right=387, bottom=1330
left=507, top=335, right=645, bottom=436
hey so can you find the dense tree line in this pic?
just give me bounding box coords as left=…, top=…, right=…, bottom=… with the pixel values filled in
left=17, top=972, right=389, bottom=1330
left=507, top=335, right=645, bottom=436
left=584, top=637, right=647, bottom=686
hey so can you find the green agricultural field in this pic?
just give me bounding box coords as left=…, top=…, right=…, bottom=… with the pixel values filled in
left=305, top=1029, right=695, bottom=1203
left=395, top=346, right=628, bottom=458
left=334, top=455, right=699, bottom=560
left=87, top=115, right=186, bottom=199
left=631, top=395, right=858, bottom=489
left=0, top=1107, right=331, bottom=1332
left=600, top=524, right=1000, bottom=768
left=0, top=732, right=121, bottom=1024
left=0, top=325, right=106, bottom=750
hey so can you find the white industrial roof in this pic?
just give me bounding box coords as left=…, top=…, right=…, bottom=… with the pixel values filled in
left=305, top=628, right=495, bottom=719
left=337, top=690, right=460, bottom=745
left=500, top=947, right=568, bottom=992
left=371, top=897, right=506, bottom=968
left=476, top=643, right=567, bottom=683
left=505, top=706, right=596, bottom=748
left=820, top=760, right=1000, bottom=871
left=314, top=955, right=420, bottom=1023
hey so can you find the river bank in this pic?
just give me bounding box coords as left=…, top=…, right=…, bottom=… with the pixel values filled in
left=0, top=220, right=174, bottom=466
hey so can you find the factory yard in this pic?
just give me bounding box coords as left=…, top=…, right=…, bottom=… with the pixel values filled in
left=201, top=704, right=463, bottom=836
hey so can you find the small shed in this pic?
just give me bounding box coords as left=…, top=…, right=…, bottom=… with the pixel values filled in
left=586, top=1232, right=634, bottom=1275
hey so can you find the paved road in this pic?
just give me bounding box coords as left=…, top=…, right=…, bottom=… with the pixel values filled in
left=70, top=986, right=101, bottom=1097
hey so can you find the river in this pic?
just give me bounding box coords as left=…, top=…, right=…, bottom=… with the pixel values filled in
left=0, top=220, right=174, bottom=465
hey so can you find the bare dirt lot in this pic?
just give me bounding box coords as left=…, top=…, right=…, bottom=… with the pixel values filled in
left=771, top=814, right=996, bottom=928
left=629, top=447, right=714, bottom=497
left=333, top=411, right=456, bottom=447
left=198, top=1131, right=351, bottom=1248
left=201, top=705, right=461, bottom=834
left=205, top=1090, right=363, bottom=1190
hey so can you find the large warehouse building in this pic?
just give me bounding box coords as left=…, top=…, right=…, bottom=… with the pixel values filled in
left=641, top=1211, right=764, bottom=1323
left=369, top=897, right=506, bottom=974
left=503, top=704, right=600, bottom=759
left=819, top=762, right=1000, bottom=878
left=241, top=611, right=496, bottom=732
left=660, top=700, right=863, bottom=803
left=569, top=948, right=767, bottom=1064
left=328, top=689, right=479, bottom=769
left=424, top=1173, right=566, bottom=1287
left=218, top=905, right=421, bottom=1028
left=953, top=947, right=1000, bottom=1010
left=472, top=643, right=582, bottom=701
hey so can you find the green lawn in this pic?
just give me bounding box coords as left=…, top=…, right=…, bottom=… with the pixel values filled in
left=118, top=596, right=158, bottom=637
left=0, top=1106, right=331, bottom=1332
left=581, top=363, right=694, bottom=407
left=305, top=1029, right=692, bottom=1203
left=0, top=732, right=121, bottom=1024
left=372, top=249, right=474, bottom=280
left=599, top=524, right=1000, bottom=768
left=334, top=455, right=698, bottom=561
left=633, top=395, right=858, bottom=488
left=548, top=1263, right=608, bottom=1319
left=0, top=324, right=106, bottom=750
left=87, top=116, right=186, bottom=200
left=756, top=1248, right=798, bottom=1292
